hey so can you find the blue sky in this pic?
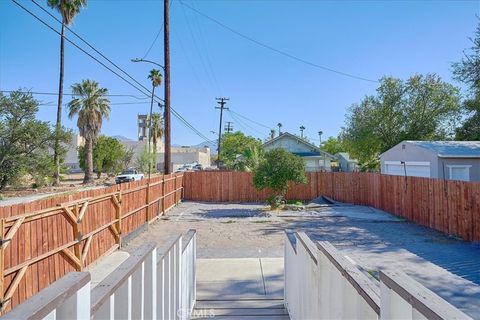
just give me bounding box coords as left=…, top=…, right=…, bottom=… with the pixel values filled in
left=1, top=0, right=479, bottom=145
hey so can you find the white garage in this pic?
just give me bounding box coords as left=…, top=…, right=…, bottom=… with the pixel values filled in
left=384, top=161, right=431, bottom=178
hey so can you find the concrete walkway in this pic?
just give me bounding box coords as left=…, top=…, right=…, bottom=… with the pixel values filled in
left=193, top=258, right=289, bottom=319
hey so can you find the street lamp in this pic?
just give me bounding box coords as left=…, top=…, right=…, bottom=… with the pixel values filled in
left=131, top=58, right=165, bottom=70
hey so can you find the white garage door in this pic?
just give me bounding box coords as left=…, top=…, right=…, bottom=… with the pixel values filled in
left=384, top=161, right=431, bottom=178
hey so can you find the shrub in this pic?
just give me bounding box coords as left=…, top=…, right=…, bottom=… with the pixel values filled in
left=253, top=148, right=307, bottom=209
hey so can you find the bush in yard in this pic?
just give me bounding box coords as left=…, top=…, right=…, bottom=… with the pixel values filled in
left=253, top=148, right=307, bottom=209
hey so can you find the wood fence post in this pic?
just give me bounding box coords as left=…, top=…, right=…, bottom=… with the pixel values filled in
left=146, top=182, right=151, bottom=223
left=0, top=219, right=5, bottom=311
left=162, top=174, right=166, bottom=215
left=73, top=204, right=82, bottom=271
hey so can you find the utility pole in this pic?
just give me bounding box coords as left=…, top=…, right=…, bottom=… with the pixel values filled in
left=224, top=121, right=234, bottom=133
left=216, top=97, right=229, bottom=162
left=163, top=0, right=171, bottom=174
left=300, top=125, right=305, bottom=139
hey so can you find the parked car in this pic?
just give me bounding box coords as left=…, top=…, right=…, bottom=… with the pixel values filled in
left=193, top=164, right=203, bottom=171
left=115, top=169, right=144, bottom=184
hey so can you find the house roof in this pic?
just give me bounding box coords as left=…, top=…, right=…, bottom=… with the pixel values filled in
left=263, top=132, right=336, bottom=159
left=406, top=141, right=480, bottom=158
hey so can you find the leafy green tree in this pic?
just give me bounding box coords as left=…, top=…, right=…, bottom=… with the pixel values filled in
left=232, top=144, right=264, bottom=172
left=122, top=146, right=135, bottom=169
left=0, top=91, right=71, bottom=189
left=78, top=136, right=126, bottom=178
left=341, top=74, right=461, bottom=166
left=253, top=148, right=307, bottom=208
left=453, top=21, right=480, bottom=140
left=67, top=80, right=111, bottom=183
left=136, top=146, right=156, bottom=174
left=320, top=136, right=344, bottom=155
left=48, top=0, right=87, bottom=186
left=220, top=131, right=263, bottom=170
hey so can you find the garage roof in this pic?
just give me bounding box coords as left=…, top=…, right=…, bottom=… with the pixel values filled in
left=406, top=141, right=480, bottom=158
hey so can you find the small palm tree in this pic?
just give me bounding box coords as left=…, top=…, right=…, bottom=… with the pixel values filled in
left=270, top=129, right=275, bottom=140
left=67, top=80, right=110, bottom=183
left=48, top=0, right=87, bottom=185
left=151, top=112, right=164, bottom=153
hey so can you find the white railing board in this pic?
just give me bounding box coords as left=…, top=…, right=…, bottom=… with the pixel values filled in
left=379, top=270, right=472, bottom=320
left=90, top=242, right=157, bottom=316
left=0, top=272, right=91, bottom=320
left=3, top=231, right=197, bottom=320
left=285, top=230, right=471, bottom=320
left=317, top=240, right=381, bottom=316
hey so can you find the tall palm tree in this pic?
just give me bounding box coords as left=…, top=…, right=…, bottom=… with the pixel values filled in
left=146, top=69, right=162, bottom=177
left=67, top=80, right=110, bottom=183
left=147, top=69, right=162, bottom=150
left=300, top=125, right=306, bottom=139
left=151, top=112, right=164, bottom=153
left=48, top=0, right=87, bottom=185
left=277, top=122, right=282, bottom=135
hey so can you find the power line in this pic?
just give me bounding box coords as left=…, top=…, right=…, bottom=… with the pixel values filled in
left=141, top=25, right=163, bottom=59
left=30, top=0, right=164, bottom=103
left=0, top=90, right=150, bottom=100
left=179, top=1, right=378, bottom=83
left=228, top=109, right=273, bottom=130
left=11, top=0, right=213, bottom=143
left=179, top=1, right=221, bottom=95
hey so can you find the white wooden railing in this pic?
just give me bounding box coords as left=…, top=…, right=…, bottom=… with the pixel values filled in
left=284, top=231, right=472, bottom=320
left=1, top=230, right=196, bottom=320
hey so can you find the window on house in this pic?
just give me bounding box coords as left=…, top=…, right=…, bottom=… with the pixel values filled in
left=448, top=165, right=471, bottom=182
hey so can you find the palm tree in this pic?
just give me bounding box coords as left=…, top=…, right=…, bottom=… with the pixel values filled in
left=48, top=0, right=87, bottom=185
left=147, top=69, right=162, bottom=149
left=277, top=122, right=282, bottom=135
left=151, top=112, right=164, bottom=153
left=67, top=80, right=110, bottom=183
left=270, top=129, right=275, bottom=140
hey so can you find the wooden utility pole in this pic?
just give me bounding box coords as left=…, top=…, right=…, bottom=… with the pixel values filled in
left=164, top=0, right=171, bottom=174
left=215, top=98, right=229, bottom=161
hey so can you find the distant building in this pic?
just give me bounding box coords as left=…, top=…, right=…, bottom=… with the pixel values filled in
left=64, top=134, right=211, bottom=173
left=137, top=114, right=149, bottom=141
left=64, top=135, right=84, bottom=172
left=336, top=152, right=359, bottom=172
left=263, top=132, right=336, bottom=172
left=380, top=140, right=480, bottom=181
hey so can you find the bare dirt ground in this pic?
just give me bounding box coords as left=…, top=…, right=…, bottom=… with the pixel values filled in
left=124, top=201, right=480, bottom=318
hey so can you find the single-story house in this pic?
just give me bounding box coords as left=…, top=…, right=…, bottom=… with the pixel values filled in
left=335, top=152, right=359, bottom=172
left=380, top=141, right=480, bottom=182
left=263, top=132, right=336, bottom=172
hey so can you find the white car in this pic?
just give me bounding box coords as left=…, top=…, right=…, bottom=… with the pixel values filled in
left=115, top=169, right=144, bottom=184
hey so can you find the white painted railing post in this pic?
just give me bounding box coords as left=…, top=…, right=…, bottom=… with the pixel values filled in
left=144, top=248, right=157, bottom=320
left=55, top=280, right=91, bottom=320
left=114, top=275, right=132, bottom=319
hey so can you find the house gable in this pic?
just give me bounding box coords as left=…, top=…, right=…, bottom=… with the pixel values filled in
left=263, top=132, right=336, bottom=160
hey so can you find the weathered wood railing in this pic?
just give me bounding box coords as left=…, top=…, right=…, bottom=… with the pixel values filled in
left=0, top=230, right=196, bottom=320
left=284, top=231, right=472, bottom=320
left=0, top=173, right=183, bottom=312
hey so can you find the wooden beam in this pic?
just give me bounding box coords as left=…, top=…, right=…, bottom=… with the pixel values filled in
left=108, top=225, right=120, bottom=243
left=77, top=201, right=89, bottom=222
left=81, top=236, right=93, bottom=264
left=61, top=207, right=77, bottom=225
left=61, top=248, right=82, bottom=271
left=2, top=217, right=24, bottom=250
left=2, top=265, right=28, bottom=309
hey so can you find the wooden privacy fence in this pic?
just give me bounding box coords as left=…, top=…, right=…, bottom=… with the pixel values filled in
left=183, top=171, right=480, bottom=241
left=0, top=173, right=183, bottom=313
